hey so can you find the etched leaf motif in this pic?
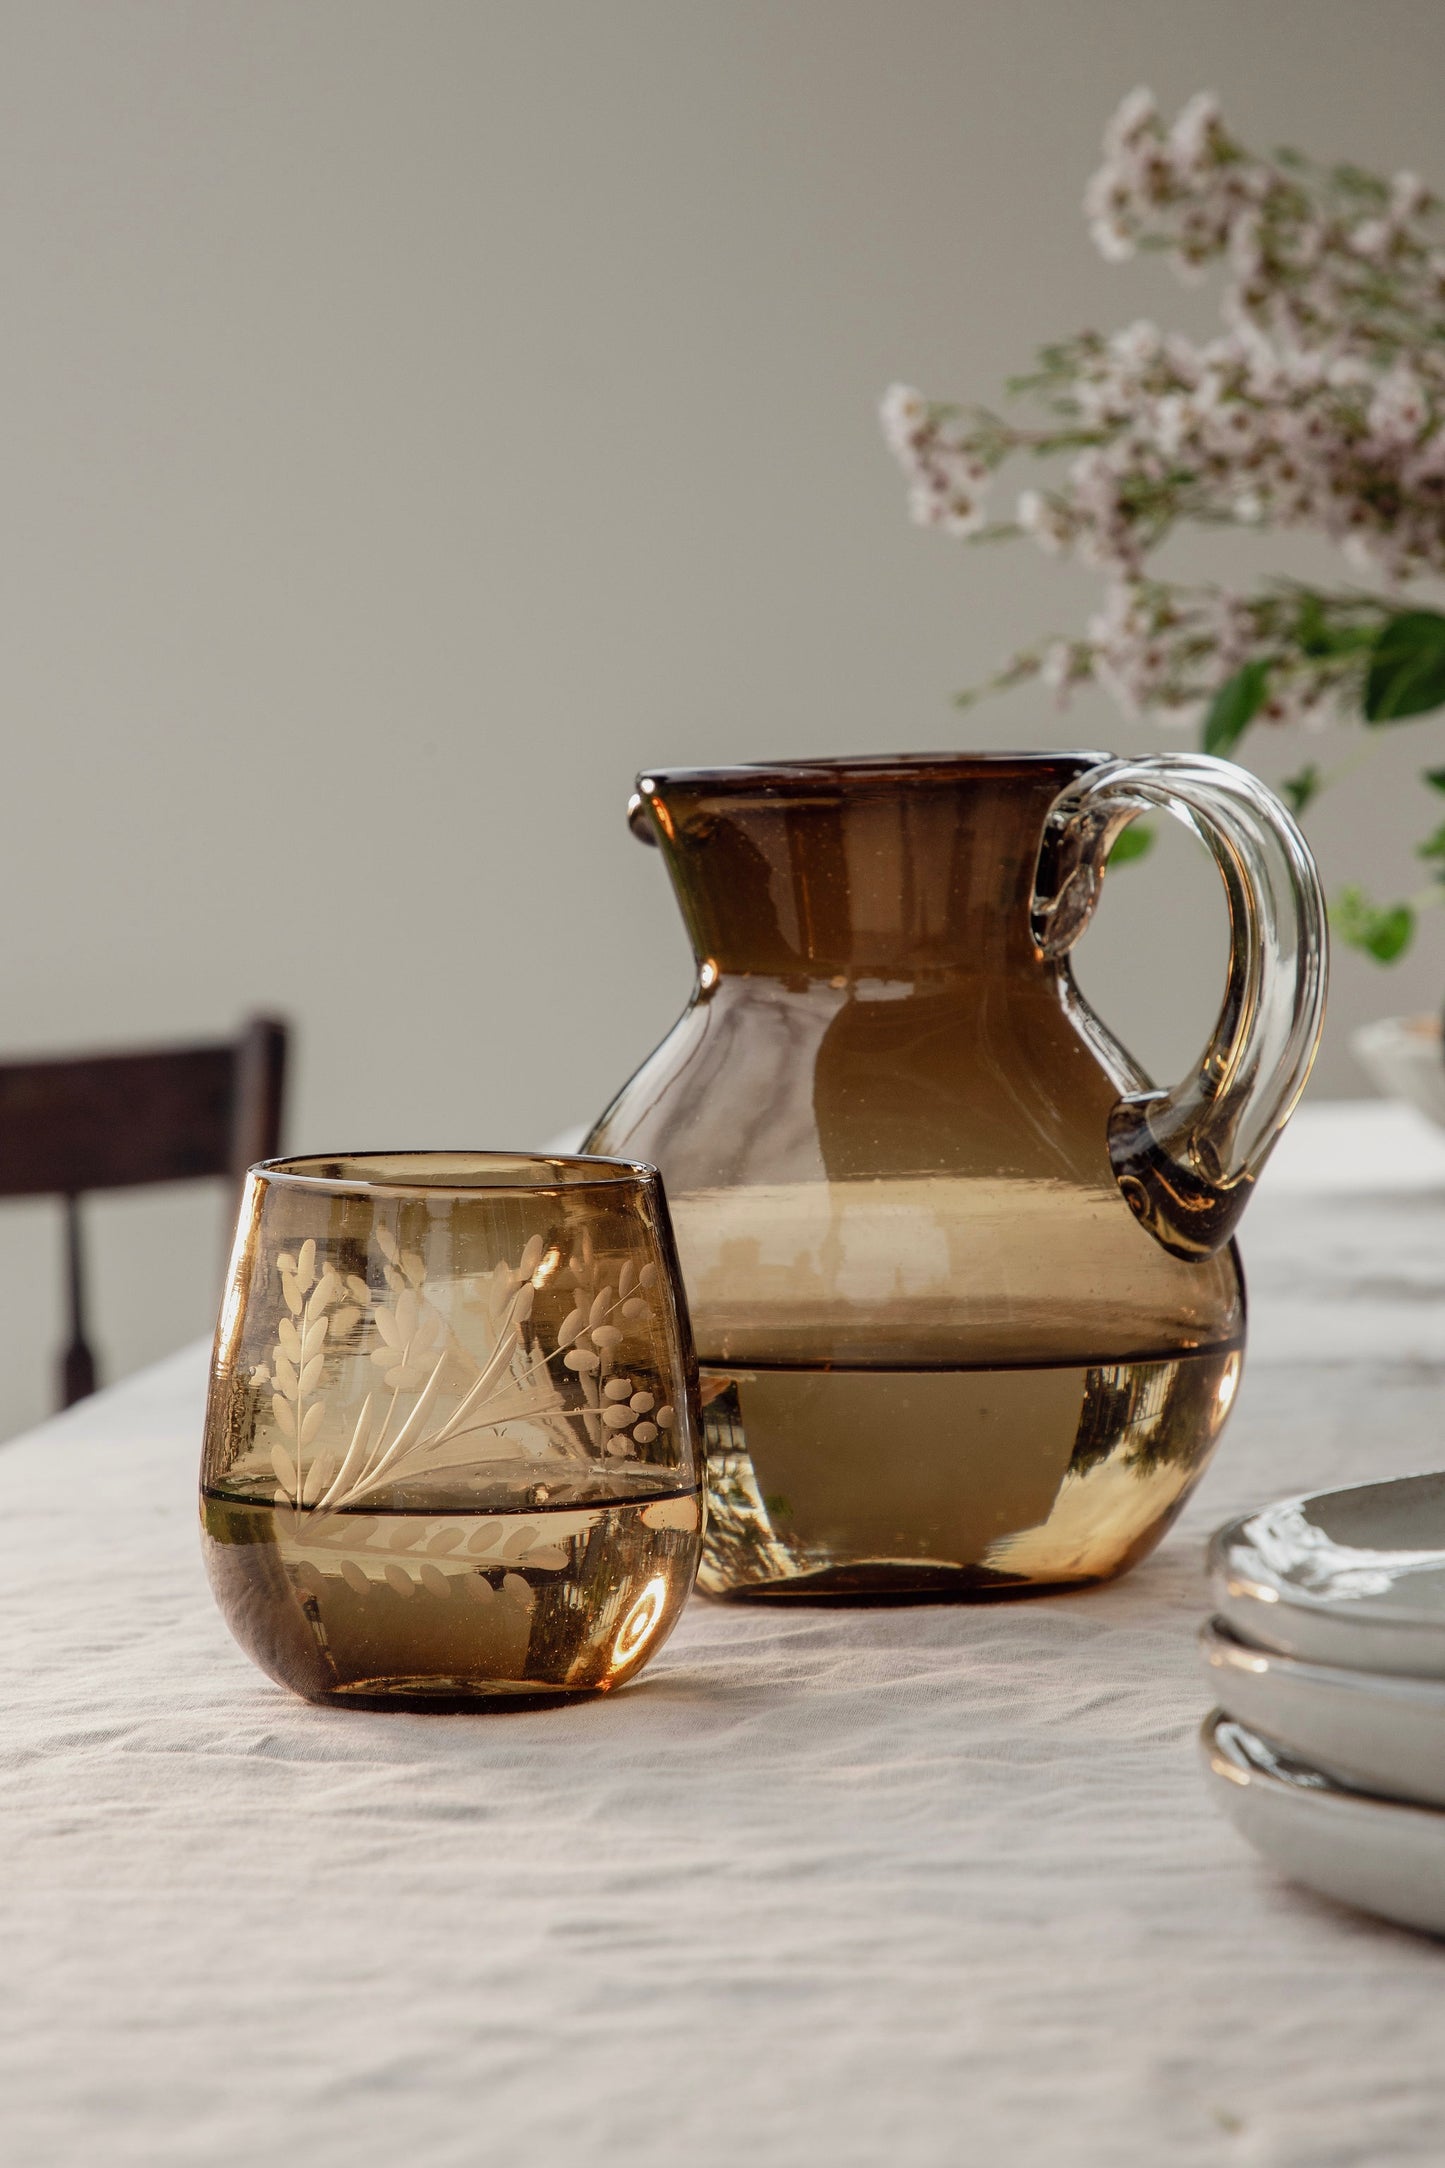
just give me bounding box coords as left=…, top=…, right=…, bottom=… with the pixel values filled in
left=253, top=1222, right=680, bottom=1518
left=303, top=1447, right=339, bottom=1504
left=316, top=1394, right=375, bottom=1512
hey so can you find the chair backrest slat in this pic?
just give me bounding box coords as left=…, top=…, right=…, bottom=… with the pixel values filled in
left=0, top=1014, right=288, bottom=1408
left=0, top=1046, right=237, bottom=1196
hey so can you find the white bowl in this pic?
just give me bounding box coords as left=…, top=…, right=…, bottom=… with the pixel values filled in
left=1209, top=1472, right=1445, bottom=1678
left=1352, top=1013, right=1445, bottom=1129
left=1201, top=1711, right=1445, bottom=1937
left=1201, top=1615, right=1445, bottom=1809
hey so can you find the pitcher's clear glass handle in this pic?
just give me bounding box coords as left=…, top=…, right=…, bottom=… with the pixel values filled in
left=1031, top=753, right=1329, bottom=1259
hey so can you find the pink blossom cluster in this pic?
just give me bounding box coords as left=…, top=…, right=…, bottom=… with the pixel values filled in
left=1078, top=584, right=1252, bottom=722
left=1084, top=88, right=1445, bottom=355
left=1066, top=583, right=1342, bottom=730
left=879, top=384, right=992, bottom=536
left=881, top=90, right=1445, bottom=732
left=1084, top=89, right=1254, bottom=271
left=1019, top=322, right=1445, bottom=586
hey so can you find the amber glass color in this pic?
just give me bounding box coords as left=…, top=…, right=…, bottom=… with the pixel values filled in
left=585, top=752, right=1325, bottom=1600
left=200, top=1153, right=702, bottom=1707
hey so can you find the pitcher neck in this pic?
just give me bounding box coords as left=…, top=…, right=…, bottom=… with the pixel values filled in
left=632, top=752, right=1107, bottom=979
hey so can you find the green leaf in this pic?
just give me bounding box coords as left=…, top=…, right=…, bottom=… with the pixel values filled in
left=1280, top=764, right=1321, bottom=817
left=1203, top=661, right=1270, bottom=756
left=1331, top=884, right=1416, bottom=963
left=1294, top=596, right=1378, bottom=659
left=1332, top=162, right=1390, bottom=205
left=1364, top=612, right=1445, bottom=722
left=1107, top=820, right=1155, bottom=868
left=1419, top=821, right=1445, bottom=863
left=1425, top=767, right=1445, bottom=793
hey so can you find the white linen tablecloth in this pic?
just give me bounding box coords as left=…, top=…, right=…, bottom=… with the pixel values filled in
left=5, top=1102, right=1445, bottom=2168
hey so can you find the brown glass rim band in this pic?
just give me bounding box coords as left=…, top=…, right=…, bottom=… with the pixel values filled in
left=247, top=1150, right=661, bottom=1200
left=636, top=749, right=1111, bottom=793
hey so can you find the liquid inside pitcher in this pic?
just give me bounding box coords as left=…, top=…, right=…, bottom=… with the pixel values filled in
left=585, top=751, right=1325, bottom=1598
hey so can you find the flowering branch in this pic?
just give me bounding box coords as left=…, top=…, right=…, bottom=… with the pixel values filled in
left=882, top=89, right=1445, bottom=961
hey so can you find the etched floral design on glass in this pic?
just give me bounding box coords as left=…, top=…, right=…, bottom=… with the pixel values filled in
left=200, top=1152, right=702, bottom=1708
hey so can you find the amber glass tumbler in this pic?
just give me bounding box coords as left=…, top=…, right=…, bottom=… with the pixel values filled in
left=200, top=1153, right=702, bottom=1709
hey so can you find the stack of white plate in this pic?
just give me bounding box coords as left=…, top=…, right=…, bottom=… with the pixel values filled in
left=1201, top=1472, right=1445, bottom=1936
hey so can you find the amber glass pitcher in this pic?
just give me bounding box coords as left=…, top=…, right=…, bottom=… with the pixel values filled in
left=585, top=752, right=1327, bottom=1599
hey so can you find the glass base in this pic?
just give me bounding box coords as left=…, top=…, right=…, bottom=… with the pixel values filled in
left=704, top=1560, right=1083, bottom=1603
left=312, top=1676, right=607, bottom=1713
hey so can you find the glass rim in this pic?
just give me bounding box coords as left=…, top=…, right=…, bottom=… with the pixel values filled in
left=635, top=749, right=1111, bottom=793
left=246, top=1149, right=661, bottom=1200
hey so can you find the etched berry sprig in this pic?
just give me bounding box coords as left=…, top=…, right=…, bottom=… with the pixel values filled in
left=252, top=1225, right=678, bottom=1514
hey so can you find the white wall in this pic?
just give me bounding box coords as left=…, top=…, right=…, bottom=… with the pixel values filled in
left=1, top=0, right=1442, bottom=1436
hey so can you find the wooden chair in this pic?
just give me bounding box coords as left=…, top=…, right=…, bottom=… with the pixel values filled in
left=0, top=1015, right=288, bottom=1409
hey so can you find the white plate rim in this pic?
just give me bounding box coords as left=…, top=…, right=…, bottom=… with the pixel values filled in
left=1208, top=1472, right=1445, bottom=1636
left=1201, top=1706, right=1445, bottom=1831
left=1200, top=1614, right=1445, bottom=1708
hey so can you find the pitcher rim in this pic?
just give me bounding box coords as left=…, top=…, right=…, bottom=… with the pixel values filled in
left=635, top=750, right=1110, bottom=793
